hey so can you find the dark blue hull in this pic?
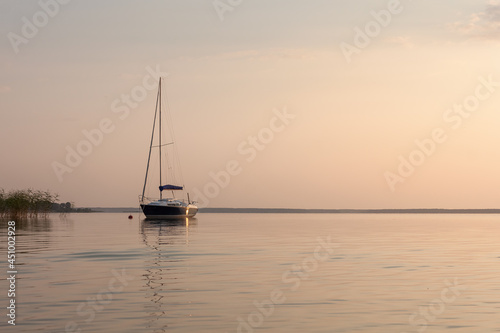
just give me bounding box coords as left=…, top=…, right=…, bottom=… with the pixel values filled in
left=140, top=204, right=198, bottom=219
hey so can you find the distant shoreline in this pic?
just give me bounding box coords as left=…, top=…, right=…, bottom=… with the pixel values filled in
left=85, top=207, right=500, bottom=214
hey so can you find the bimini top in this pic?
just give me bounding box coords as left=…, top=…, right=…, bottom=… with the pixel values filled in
left=159, top=184, right=183, bottom=191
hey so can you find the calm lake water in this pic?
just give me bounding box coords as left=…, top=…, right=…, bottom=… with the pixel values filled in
left=1, top=213, right=500, bottom=332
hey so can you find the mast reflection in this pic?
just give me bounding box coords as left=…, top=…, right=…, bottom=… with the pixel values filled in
left=140, top=217, right=197, bottom=332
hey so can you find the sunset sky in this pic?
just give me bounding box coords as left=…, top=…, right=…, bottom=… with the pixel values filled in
left=1, top=0, right=500, bottom=208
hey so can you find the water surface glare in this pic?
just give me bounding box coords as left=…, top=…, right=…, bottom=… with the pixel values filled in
left=1, top=213, right=499, bottom=332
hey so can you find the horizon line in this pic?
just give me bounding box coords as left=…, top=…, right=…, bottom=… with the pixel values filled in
left=84, top=207, right=500, bottom=214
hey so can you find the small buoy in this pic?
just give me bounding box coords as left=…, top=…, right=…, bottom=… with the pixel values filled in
left=128, top=215, right=133, bottom=219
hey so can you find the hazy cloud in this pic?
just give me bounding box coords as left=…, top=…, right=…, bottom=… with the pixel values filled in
left=118, top=73, right=142, bottom=81
left=384, top=36, right=415, bottom=49
left=451, top=1, right=500, bottom=39
left=0, top=85, right=12, bottom=94
left=201, top=48, right=323, bottom=62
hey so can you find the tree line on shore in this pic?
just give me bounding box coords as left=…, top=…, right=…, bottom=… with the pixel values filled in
left=0, top=189, right=90, bottom=219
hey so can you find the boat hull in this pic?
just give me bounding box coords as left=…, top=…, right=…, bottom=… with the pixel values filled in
left=140, top=204, right=198, bottom=219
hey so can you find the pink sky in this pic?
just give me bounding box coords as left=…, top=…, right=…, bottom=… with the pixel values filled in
left=1, top=1, right=500, bottom=208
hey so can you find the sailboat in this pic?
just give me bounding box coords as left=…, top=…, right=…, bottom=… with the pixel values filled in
left=139, top=78, right=198, bottom=219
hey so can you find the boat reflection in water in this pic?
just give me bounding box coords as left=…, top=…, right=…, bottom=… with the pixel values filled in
left=140, top=217, right=197, bottom=332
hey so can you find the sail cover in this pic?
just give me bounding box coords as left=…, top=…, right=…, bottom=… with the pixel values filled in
left=159, top=184, right=183, bottom=191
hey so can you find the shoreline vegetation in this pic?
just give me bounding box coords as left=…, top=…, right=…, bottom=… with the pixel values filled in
left=0, top=188, right=90, bottom=220
left=2, top=188, right=498, bottom=217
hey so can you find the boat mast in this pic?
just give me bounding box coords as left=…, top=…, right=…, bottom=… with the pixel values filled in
left=159, top=78, right=163, bottom=200
left=141, top=78, right=161, bottom=201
